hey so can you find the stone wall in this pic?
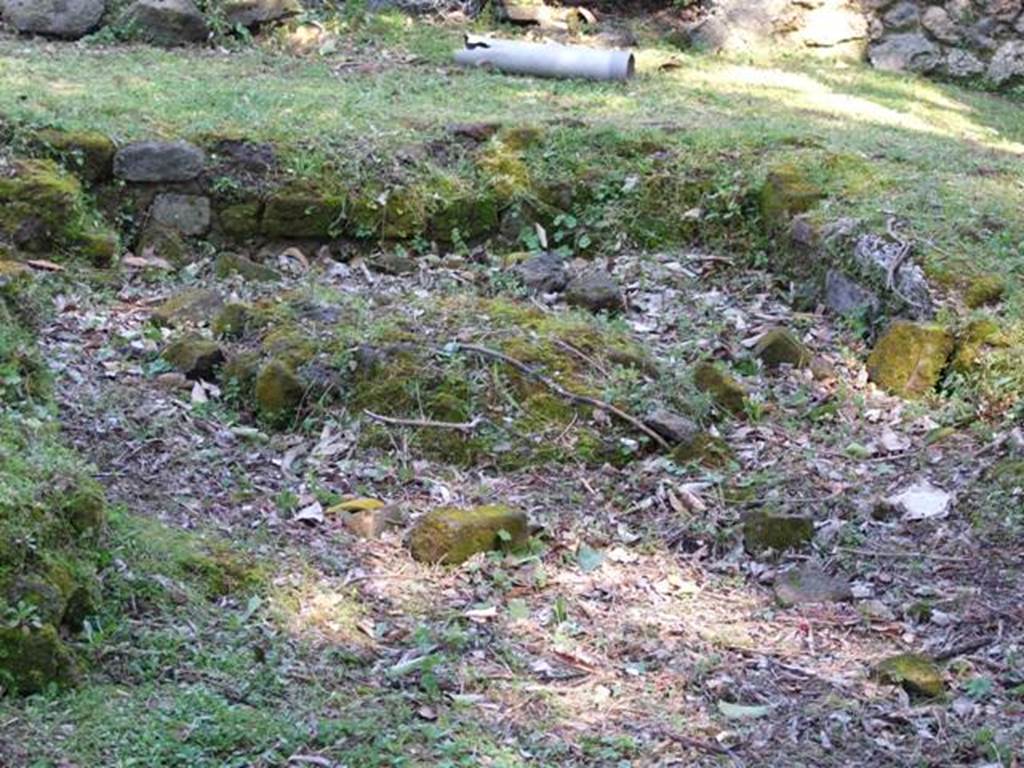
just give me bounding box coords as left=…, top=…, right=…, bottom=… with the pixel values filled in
left=867, top=0, right=1024, bottom=85
left=689, top=0, right=1024, bottom=87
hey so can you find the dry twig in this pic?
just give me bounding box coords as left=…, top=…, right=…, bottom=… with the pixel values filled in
left=450, top=343, right=671, bottom=450
left=363, top=410, right=483, bottom=433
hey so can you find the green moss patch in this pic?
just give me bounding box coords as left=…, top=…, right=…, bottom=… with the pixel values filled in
left=873, top=653, right=945, bottom=700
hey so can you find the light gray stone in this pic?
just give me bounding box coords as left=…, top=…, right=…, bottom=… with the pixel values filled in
left=511, top=252, right=568, bottom=294
left=644, top=409, right=700, bottom=445
left=564, top=269, right=624, bottom=313
left=853, top=233, right=933, bottom=318
left=945, top=48, right=986, bottom=78
left=3, top=0, right=104, bottom=38
left=824, top=270, right=880, bottom=319
left=774, top=563, right=852, bottom=607
left=114, top=140, right=205, bottom=182
left=988, top=40, right=1024, bottom=85
left=119, top=0, right=208, bottom=46
left=151, top=194, right=211, bottom=236
left=882, top=1, right=919, bottom=29
left=921, top=6, right=961, bottom=43
left=985, top=0, right=1022, bottom=21
left=869, top=33, right=942, bottom=73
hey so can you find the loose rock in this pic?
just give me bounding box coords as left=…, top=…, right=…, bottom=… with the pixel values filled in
left=409, top=505, right=528, bottom=565
left=222, top=0, right=301, bottom=28
left=3, top=0, right=104, bottom=38
left=754, top=327, right=811, bottom=368
left=254, top=359, right=305, bottom=424
left=694, top=361, right=748, bottom=416
left=644, top=408, right=700, bottom=445
left=162, top=335, right=225, bottom=380
left=151, top=288, right=224, bottom=327
left=511, top=251, right=569, bottom=294
left=743, top=512, right=814, bottom=555
left=564, top=269, right=623, bottom=313
left=774, top=562, right=852, bottom=607
left=874, top=653, right=945, bottom=699
left=867, top=320, right=953, bottom=397
left=119, top=0, right=210, bottom=46
left=214, top=252, right=280, bottom=282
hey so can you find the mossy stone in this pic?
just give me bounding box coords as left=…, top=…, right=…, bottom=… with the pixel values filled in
left=254, top=359, right=305, bottom=425
left=137, top=224, right=189, bottom=266
left=694, top=361, right=747, bottom=416
left=162, top=335, right=225, bottom=380
left=260, top=326, right=317, bottom=369
left=867, top=321, right=954, bottom=398
left=62, top=478, right=107, bottom=534
left=3, top=577, right=67, bottom=627
left=75, top=229, right=119, bottom=267
left=35, top=129, right=116, bottom=185
left=429, top=193, right=499, bottom=242
left=0, top=624, right=79, bottom=695
left=755, top=327, right=811, bottom=368
left=0, top=159, right=83, bottom=253
left=874, top=653, right=945, bottom=699
left=347, top=186, right=428, bottom=241
left=743, top=512, right=814, bottom=555
left=214, top=252, right=280, bottom=282
left=151, top=288, right=224, bottom=328
left=212, top=303, right=253, bottom=340
left=951, top=318, right=1009, bottom=373
left=409, top=505, right=529, bottom=565
left=759, top=163, right=824, bottom=226
left=218, top=202, right=262, bottom=239
left=222, top=350, right=262, bottom=390
left=262, top=190, right=344, bottom=239
left=964, top=274, right=1006, bottom=308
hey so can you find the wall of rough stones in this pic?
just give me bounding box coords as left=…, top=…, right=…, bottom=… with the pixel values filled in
left=690, top=0, right=1024, bottom=87
left=866, top=0, right=1024, bottom=86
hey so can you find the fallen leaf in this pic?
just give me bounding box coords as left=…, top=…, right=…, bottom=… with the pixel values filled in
left=294, top=501, right=325, bottom=525
left=890, top=481, right=951, bottom=521
left=25, top=259, right=64, bottom=272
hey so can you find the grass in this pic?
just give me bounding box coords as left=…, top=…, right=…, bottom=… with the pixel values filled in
left=3, top=20, right=1024, bottom=337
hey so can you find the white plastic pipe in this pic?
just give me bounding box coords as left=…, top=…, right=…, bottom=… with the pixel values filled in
left=454, top=36, right=635, bottom=82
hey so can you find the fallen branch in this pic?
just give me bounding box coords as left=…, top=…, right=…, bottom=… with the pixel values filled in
left=363, top=410, right=483, bottom=433
left=659, top=729, right=733, bottom=757
left=933, top=637, right=995, bottom=663
left=450, top=343, right=671, bottom=450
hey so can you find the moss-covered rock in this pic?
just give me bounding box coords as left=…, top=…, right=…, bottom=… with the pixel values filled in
left=136, top=224, right=189, bottom=266
left=260, top=326, right=317, bottom=369
left=75, top=229, right=119, bottom=267
left=214, top=252, right=280, bottom=282
left=162, top=335, right=225, bottom=380
left=694, top=361, right=747, bottom=416
left=429, top=192, right=500, bottom=243
left=222, top=350, right=262, bottom=391
left=0, top=624, right=79, bottom=695
left=743, top=512, right=814, bottom=555
left=151, top=288, right=224, bottom=328
left=347, top=186, right=429, bottom=241
left=217, top=202, right=262, bottom=239
left=964, top=274, right=1006, bottom=309
left=35, top=129, right=116, bottom=185
left=212, top=303, right=253, bottom=340
left=261, top=189, right=344, bottom=239
left=61, top=478, right=107, bottom=535
left=754, top=327, right=811, bottom=368
left=254, top=359, right=305, bottom=424
left=867, top=321, right=954, bottom=397
left=0, top=159, right=83, bottom=253
left=409, top=505, right=528, bottom=565
left=873, top=653, right=945, bottom=699
left=951, top=318, right=1010, bottom=374
left=759, top=163, right=824, bottom=227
